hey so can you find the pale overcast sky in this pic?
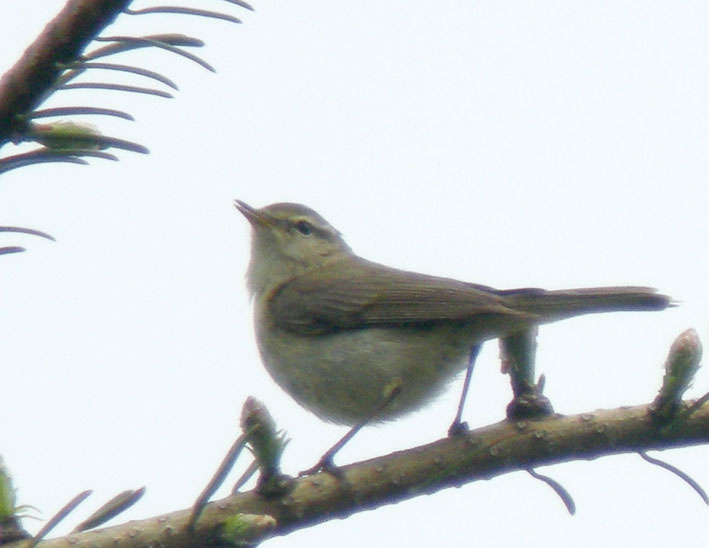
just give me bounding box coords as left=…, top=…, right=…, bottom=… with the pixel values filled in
left=2, top=2, right=708, bottom=547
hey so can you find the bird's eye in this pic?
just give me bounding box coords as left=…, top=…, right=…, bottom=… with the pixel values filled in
left=294, top=220, right=313, bottom=236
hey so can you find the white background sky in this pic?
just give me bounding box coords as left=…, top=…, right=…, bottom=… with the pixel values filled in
left=1, top=1, right=708, bottom=547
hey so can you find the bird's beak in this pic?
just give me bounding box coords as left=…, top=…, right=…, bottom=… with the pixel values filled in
left=234, top=200, right=274, bottom=228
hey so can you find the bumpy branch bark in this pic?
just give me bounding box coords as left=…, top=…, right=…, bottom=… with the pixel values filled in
left=0, top=0, right=132, bottom=144
left=8, top=400, right=708, bottom=547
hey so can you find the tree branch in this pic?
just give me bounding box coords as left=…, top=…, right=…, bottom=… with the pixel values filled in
left=0, top=0, right=132, bottom=145
left=10, top=399, right=708, bottom=547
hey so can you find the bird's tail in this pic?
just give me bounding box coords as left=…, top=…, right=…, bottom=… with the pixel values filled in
left=501, top=286, right=673, bottom=321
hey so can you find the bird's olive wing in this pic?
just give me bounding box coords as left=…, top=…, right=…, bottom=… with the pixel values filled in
left=268, top=257, right=537, bottom=334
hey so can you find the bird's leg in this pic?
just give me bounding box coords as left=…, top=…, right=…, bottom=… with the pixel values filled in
left=300, top=380, right=402, bottom=477
left=500, top=327, right=554, bottom=419
left=448, top=345, right=482, bottom=436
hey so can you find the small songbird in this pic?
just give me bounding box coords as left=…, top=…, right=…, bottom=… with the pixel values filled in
left=236, top=200, right=671, bottom=426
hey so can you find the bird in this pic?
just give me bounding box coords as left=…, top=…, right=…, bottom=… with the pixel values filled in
left=235, top=200, right=671, bottom=426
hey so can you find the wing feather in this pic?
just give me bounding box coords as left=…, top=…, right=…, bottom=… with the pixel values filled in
left=268, top=257, right=536, bottom=333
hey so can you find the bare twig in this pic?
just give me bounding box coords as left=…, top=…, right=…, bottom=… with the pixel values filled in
left=526, top=468, right=576, bottom=515
left=28, top=491, right=92, bottom=548
left=638, top=451, right=709, bottom=505
left=73, top=488, right=146, bottom=533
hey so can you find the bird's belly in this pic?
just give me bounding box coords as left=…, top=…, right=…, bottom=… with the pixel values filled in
left=255, top=323, right=477, bottom=425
